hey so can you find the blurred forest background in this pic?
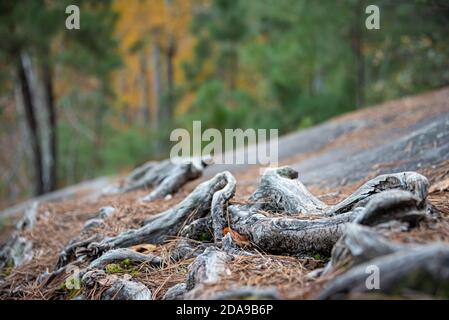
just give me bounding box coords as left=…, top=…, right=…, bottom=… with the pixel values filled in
left=0, top=0, right=448, bottom=209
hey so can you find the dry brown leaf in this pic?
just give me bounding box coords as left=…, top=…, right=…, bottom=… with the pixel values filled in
left=129, top=243, right=157, bottom=254
left=223, top=227, right=251, bottom=247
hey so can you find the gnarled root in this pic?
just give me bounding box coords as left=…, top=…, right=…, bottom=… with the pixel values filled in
left=180, top=217, right=213, bottom=242
left=326, top=171, right=429, bottom=216
left=186, top=247, right=232, bottom=290
left=87, top=248, right=162, bottom=270
left=210, top=169, right=429, bottom=257
left=56, top=235, right=101, bottom=270
left=81, top=269, right=152, bottom=300
left=232, top=211, right=356, bottom=256
left=316, top=244, right=449, bottom=299
left=114, top=157, right=209, bottom=202
left=211, top=172, right=236, bottom=242
left=353, top=190, right=427, bottom=226
left=83, top=172, right=233, bottom=258
left=0, top=202, right=38, bottom=269
left=184, top=247, right=232, bottom=299
left=208, top=286, right=281, bottom=300
left=163, top=283, right=187, bottom=300
left=323, top=223, right=403, bottom=275
left=249, top=167, right=326, bottom=215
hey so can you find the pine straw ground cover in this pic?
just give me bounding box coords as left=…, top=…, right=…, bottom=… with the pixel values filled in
left=0, top=155, right=448, bottom=300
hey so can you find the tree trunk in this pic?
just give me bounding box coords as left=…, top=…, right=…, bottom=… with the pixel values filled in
left=138, top=50, right=150, bottom=125
left=166, top=34, right=176, bottom=121
left=17, top=53, right=44, bottom=196
left=42, top=57, right=57, bottom=192
left=151, top=40, right=162, bottom=131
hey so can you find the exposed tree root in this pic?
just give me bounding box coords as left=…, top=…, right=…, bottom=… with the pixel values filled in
left=186, top=247, right=232, bottom=291
left=92, top=172, right=232, bottom=253
left=102, top=278, right=152, bottom=300
left=249, top=167, right=326, bottom=215
left=81, top=269, right=152, bottom=300
left=114, top=158, right=208, bottom=202
left=163, top=283, right=187, bottom=300
left=180, top=217, right=213, bottom=242
left=184, top=247, right=233, bottom=299
left=54, top=172, right=232, bottom=266
left=208, top=286, right=281, bottom=300
left=325, top=171, right=429, bottom=216
left=0, top=202, right=38, bottom=269
left=10, top=164, right=438, bottom=300
left=323, top=224, right=403, bottom=275
left=87, top=248, right=162, bottom=269
left=210, top=169, right=430, bottom=256
left=316, top=244, right=449, bottom=299
left=211, top=172, right=236, bottom=242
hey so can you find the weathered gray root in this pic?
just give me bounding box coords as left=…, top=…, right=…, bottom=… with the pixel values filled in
left=211, top=172, right=236, bottom=242
left=180, top=216, right=213, bottom=242
left=116, top=158, right=208, bottom=202
left=85, top=172, right=232, bottom=257
left=353, top=189, right=427, bottom=226
left=225, top=190, right=426, bottom=256
left=55, top=207, right=117, bottom=269
left=87, top=248, right=162, bottom=269
left=125, top=161, right=157, bottom=184
left=141, top=160, right=207, bottom=202
left=167, top=239, right=212, bottom=262
left=208, top=286, right=281, bottom=300
left=323, top=223, right=403, bottom=275
left=0, top=202, right=38, bottom=269
left=163, top=283, right=187, bottom=300
left=142, top=159, right=206, bottom=201
left=118, top=160, right=173, bottom=192
left=232, top=211, right=356, bottom=256
left=102, top=278, right=152, bottom=300
left=316, top=244, right=449, bottom=299
left=185, top=247, right=232, bottom=291
left=326, top=171, right=429, bottom=216
left=249, top=167, right=327, bottom=215
left=81, top=269, right=151, bottom=300
left=203, top=168, right=429, bottom=256
left=221, top=233, right=252, bottom=256
left=56, top=235, right=102, bottom=270
left=82, top=206, right=116, bottom=233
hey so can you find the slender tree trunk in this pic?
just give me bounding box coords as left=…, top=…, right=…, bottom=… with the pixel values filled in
left=17, top=53, right=44, bottom=196
left=139, top=51, right=150, bottom=125
left=151, top=41, right=162, bottom=129
left=42, top=57, right=57, bottom=192
left=166, top=34, right=176, bottom=121
left=152, top=40, right=162, bottom=155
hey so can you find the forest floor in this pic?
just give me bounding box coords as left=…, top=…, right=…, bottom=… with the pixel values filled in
left=1, top=87, right=449, bottom=299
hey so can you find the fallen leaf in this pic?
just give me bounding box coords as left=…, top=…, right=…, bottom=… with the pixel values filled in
left=129, top=243, right=157, bottom=254
left=223, top=227, right=251, bottom=247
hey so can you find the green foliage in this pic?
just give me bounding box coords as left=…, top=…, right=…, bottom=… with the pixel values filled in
left=105, top=263, right=124, bottom=274
left=105, top=259, right=139, bottom=275
left=182, top=80, right=257, bottom=130
left=183, top=0, right=449, bottom=134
